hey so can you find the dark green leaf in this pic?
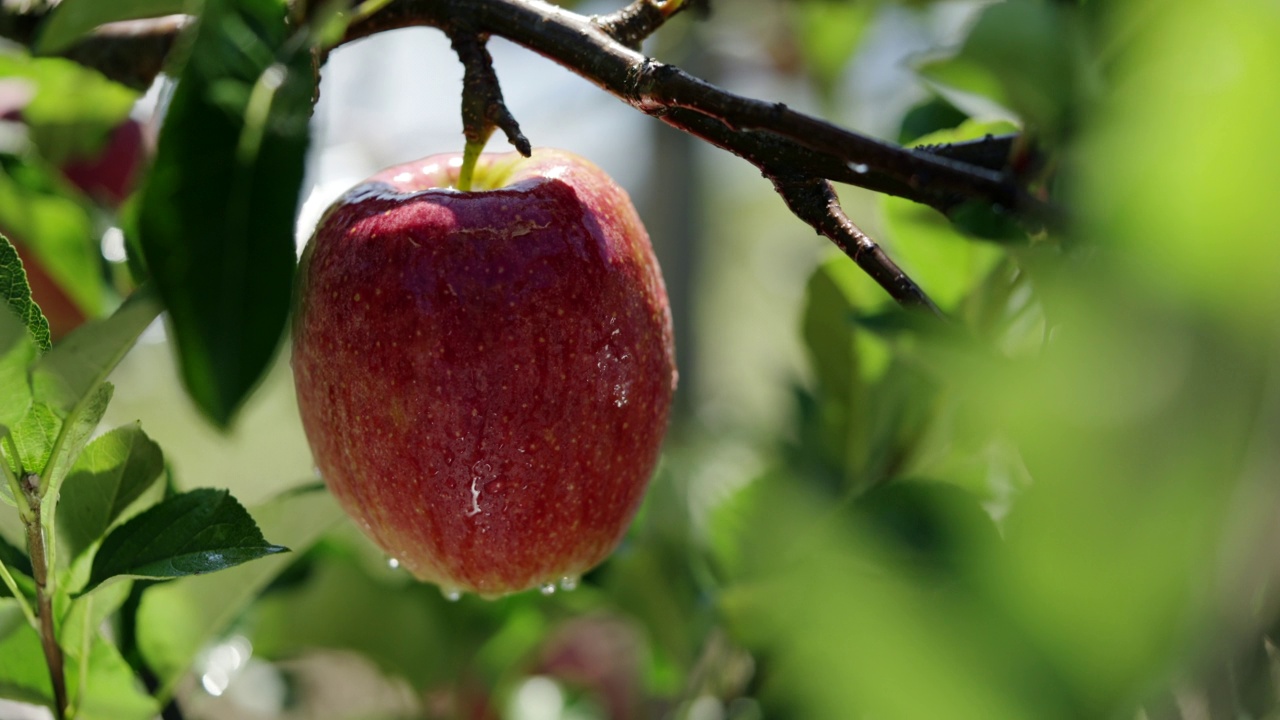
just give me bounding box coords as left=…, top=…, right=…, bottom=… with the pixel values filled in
left=898, top=97, right=968, bottom=146
left=38, top=0, right=192, bottom=54
left=0, top=535, right=32, bottom=578
left=0, top=306, right=36, bottom=431
left=57, top=423, right=165, bottom=562
left=136, top=485, right=340, bottom=691
left=81, top=488, right=289, bottom=595
left=916, top=0, right=1080, bottom=138
left=137, top=0, right=314, bottom=427
left=946, top=201, right=1029, bottom=243
left=0, top=534, right=35, bottom=599
left=0, top=232, right=52, bottom=352
left=32, top=285, right=162, bottom=413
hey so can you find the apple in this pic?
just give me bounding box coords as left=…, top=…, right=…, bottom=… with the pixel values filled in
left=59, top=118, right=146, bottom=207
left=291, top=148, right=676, bottom=597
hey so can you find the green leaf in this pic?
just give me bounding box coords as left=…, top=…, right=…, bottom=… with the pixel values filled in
left=32, top=285, right=162, bottom=413
left=916, top=0, right=1080, bottom=138
left=67, top=633, right=158, bottom=720
left=0, top=54, right=138, bottom=163
left=45, top=382, right=114, bottom=496
left=80, top=488, right=289, bottom=595
left=38, top=0, right=193, bottom=54
left=136, top=486, right=341, bottom=694
left=57, top=424, right=165, bottom=562
left=791, top=0, right=875, bottom=99
left=8, top=402, right=61, bottom=475
left=0, top=232, right=52, bottom=353
left=0, top=306, right=36, bottom=431
left=0, top=614, right=51, bottom=706
left=881, top=121, right=1015, bottom=306
left=137, top=0, right=314, bottom=427
left=0, top=535, right=35, bottom=599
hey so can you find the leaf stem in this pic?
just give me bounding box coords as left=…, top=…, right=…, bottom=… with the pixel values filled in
left=22, top=476, right=67, bottom=720
left=0, top=554, right=38, bottom=630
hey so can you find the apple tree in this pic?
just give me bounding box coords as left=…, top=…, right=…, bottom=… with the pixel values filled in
left=2, top=0, right=1280, bottom=719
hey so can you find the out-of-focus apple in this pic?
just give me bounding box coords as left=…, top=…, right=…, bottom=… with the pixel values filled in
left=59, top=118, right=146, bottom=207
left=292, top=148, right=676, bottom=597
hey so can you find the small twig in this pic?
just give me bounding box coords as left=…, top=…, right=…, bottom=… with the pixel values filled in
left=22, top=473, right=67, bottom=720
left=593, top=0, right=687, bottom=51
left=772, top=176, right=942, bottom=315
left=447, top=24, right=531, bottom=189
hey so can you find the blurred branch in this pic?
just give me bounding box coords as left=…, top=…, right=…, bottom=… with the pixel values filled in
left=0, top=15, right=187, bottom=92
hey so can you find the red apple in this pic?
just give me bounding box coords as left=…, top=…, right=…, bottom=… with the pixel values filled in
left=59, top=118, right=146, bottom=207
left=291, top=148, right=676, bottom=597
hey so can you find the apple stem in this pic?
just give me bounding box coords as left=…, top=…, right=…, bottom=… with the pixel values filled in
left=458, top=139, right=483, bottom=191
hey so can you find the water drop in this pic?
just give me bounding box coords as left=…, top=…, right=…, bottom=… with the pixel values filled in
left=441, top=587, right=462, bottom=602
left=849, top=162, right=869, bottom=174
left=559, top=576, right=579, bottom=592
left=387, top=557, right=400, bottom=570
left=539, top=582, right=557, bottom=596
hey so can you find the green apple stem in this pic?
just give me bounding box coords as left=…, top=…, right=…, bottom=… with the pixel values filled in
left=457, top=138, right=485, bottom=192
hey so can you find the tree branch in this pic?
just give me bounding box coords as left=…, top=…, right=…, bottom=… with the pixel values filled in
left=0, top=0, right=1056, bottom=308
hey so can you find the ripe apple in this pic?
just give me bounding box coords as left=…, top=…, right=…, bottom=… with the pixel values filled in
left=291, top=148, right=676, bottom=597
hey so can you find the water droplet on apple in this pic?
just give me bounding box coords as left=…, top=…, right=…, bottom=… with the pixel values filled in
left=441, top=587, right=462, bottom=602
left=613, top=384, right=629, bottom=407
left=849, top=162, right=869, bottom=174
left=558, top=576, right=579, bottom=592
left=539, top=582, right=557, bottom=596
left=387, top=557, right=400, bottom=570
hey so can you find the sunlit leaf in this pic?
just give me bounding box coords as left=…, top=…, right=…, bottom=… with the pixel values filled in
left=8, top=402, right=61, bottom=476
left=44, top=383, right=114, bottom=496
left=57, top=424, right=165, bottom=562
left=32, top=285, right=162, bottom=413
left=0, top=306, right=36, bottom=432
left=0, top=54, right=138, bottom=163
left=0, top=612, right=50, bottom=706
left=0, top=232, right=51, bottom=352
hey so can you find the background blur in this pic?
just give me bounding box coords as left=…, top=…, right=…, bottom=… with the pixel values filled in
left=5, top=0, right=1280, bottom=718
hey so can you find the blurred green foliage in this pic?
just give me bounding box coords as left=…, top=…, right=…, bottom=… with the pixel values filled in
left=3, top=0, right=1280, bottom=719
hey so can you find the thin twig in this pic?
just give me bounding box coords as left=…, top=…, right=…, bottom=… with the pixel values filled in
left=593, top=0, right=686, bottom=51
left=771, top=176, right=942, bottom=314
left=447, top=26, right=531, bottom=158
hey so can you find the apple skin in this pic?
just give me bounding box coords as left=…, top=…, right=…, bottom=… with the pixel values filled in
left=292, top=148, right=676, bottom=596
